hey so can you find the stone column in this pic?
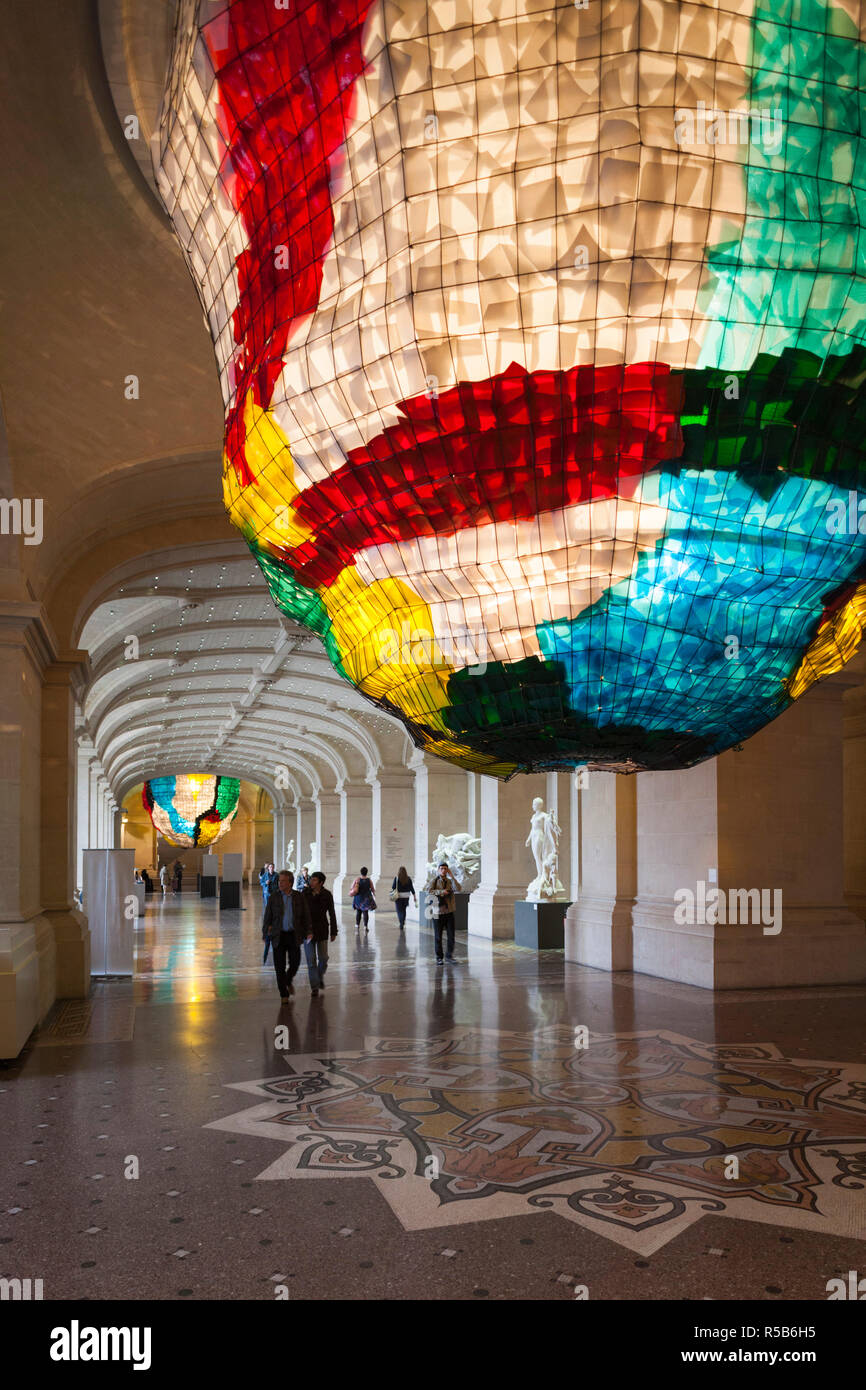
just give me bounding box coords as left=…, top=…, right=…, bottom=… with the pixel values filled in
left=0, top=603, right=56, bottom=1057
left=296, top=797, right=316, bottom=873
left=568, top=770, right=582, bottom=903
left=271, top=807, right=282, bottom=866
left=334, top=781, right=373, bottom=905
left=468, top=771, right=548, bottom=938
left=282, top=806, right=293, bottom=867
left=76, top=740, right=95, bottom=889
left=316, top=792, right=341, bottom=886
left=245, top=813, right=256, bottom=881
left=545, top=770, right=574, bottom=902
left=41, top=660, right=91, bottom=997
left=103, top=787, right=114, bottom=848
left=843, top=674, right=866, bottom=918
left=370, top=770, right=415, bottom=902
left=467, top=771, right=479, bottom=838
left=88, top=762, right=100, bottom=849
left=94, top=776, right=102, bottom=848
left=631, top=679, right=866, bottom=988
left=93, top=774, right=108, bottom=848
left=410, top=752, right=472, bottom=921
left=564, top=772, right=635, bottom=972
left=279, top=807, right=294, bottom=870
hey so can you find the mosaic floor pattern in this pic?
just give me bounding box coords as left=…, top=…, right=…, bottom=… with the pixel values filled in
left=208, top=1026, right=866, bottom=1255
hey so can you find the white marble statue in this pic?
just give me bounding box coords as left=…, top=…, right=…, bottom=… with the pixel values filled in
left=424, top=832, right=481, bottom=892
left=525, top=798, right=563, bottom=900
left=285, top=839, right=296, bottom=873
left=302, top=841, right=319, bottom=874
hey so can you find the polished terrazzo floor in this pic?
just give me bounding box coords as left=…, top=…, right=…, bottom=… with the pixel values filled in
left=2, top=889, right=865, bottom=1300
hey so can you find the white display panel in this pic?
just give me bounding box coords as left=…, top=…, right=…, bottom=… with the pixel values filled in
left=84, top=849, right=136, bottom=976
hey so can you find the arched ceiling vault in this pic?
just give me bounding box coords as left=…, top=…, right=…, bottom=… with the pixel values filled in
left=79, top=545, right=414, bottom=806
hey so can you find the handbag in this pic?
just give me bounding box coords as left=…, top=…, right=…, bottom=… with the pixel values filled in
left=388, top=888, right=399, bottom=901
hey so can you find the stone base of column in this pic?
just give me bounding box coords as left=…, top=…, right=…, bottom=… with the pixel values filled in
left=631, top=898, right=866, bottom=989
left=35, top=912, right=56, bottom=1020
left=468, top=885, right=522, bottom=939
left=564, top=894, right=633, bottom=972
left=845, top=891, right=866, bottom=921
left=44, top=906, right=91, bottom=997
left=0, top=914, right=56, bottom=1059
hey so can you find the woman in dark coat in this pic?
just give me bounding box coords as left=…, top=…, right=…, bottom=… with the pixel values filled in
left=391, top=866, right=416, bottom=929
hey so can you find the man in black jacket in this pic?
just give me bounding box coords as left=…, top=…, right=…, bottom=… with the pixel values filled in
left=262, top=870, right=312, bottom=1002
left=302, top=871, right=338, bottom=997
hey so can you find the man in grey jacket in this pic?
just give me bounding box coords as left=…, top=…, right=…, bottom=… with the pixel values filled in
left=262, top=870, right=312, bottom=1002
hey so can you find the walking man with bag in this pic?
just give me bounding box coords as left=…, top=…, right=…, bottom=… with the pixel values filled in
left=262, top=870, right=312, bottom=1003
left=429, top=862, right=459, bottom=964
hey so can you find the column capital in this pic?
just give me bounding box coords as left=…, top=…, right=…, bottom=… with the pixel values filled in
left=0, top=599, right=57, bottom=672
left=337, top=780, right=372, bottom=798
left=43, top=653, right=90, bottom=701
left=369, top=768, right=414, bottom=791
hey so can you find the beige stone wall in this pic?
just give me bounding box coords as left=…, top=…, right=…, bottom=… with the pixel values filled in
left=121, top=815, right=154, bottom=872
left=843, top=682, right=866, bottom=914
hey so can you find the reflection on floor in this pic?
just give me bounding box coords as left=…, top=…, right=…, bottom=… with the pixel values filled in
left=2, top=889, right=865, bottom=1299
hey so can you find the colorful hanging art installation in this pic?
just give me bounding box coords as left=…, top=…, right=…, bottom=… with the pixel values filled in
left=142, top=775, right=241, bottom=847
left=155, top=0, right=866, bottom=775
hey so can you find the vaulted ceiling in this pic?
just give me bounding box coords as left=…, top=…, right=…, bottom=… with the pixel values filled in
left=0, top=0, right=413, bottom=798
left=77, top=542, right=413, bottom=804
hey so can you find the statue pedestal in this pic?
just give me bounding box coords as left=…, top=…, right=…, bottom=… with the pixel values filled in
left=219, top=880, right=241, bottom=909
left=514, top=899, right=572, bottom=950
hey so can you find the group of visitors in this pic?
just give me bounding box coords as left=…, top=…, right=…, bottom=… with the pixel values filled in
left=154, top=860, right=184, bottom=894
left=262, top=858, right=461, bottom=1001
left=262, top=869, right=338, bottom=1003
left=134, top=864, right=184, bottom=895
left=259, top=862, right=312, bottom=907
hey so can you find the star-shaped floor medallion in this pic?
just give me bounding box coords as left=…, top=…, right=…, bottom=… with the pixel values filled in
left=207, top=1026, right=866, bottom=1253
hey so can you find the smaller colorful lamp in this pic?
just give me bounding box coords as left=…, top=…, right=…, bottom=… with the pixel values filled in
left=142, top=774, right=240, bottom=848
